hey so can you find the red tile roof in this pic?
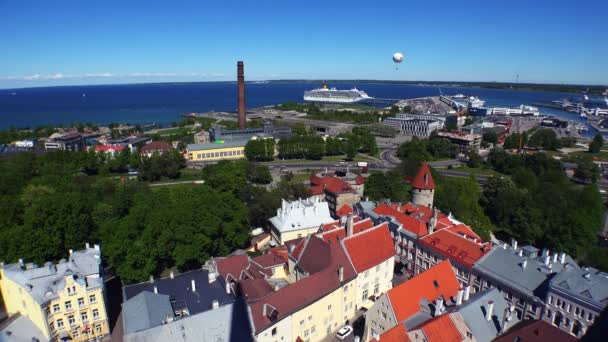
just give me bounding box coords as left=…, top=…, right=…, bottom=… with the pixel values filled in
left=309, top=175, right=356, bottom=195
left=355, top=175, right=365, bottom=185
left=416, top=314, right=462, bottom=342
left=387, top=260, right=460, bottom=322
left=493, top=320, right=577, bottom=342
left=320, top=220, right=341, bottom=232
left=95, top=145, right=125, bottom=152
left=419, top=229, right=491, bottom=268
left=342, top=223, right=395, bottom=273
left=446, top=223, right=481, bottom=241
left=374, top=204, right=428, bottom=237
left=216, top=254, right=271, bottom=283
left=336, top=204, right=353, bottom=217
left=268, top=246, right=289, bottom=263
left=251, top=253, right=286, bottom=268
left=295, top=236, right=332, bottom=274
left=372, top=324, right=410, bottom=342
left=318, top=218, right=375, bottom=244
left=140, top=141, right=173, bottom=154
left=412, top=161, right=435, bottom=190
left=239, top=278, right=274, bottom=302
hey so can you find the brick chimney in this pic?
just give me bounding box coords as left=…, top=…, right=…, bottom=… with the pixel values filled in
left=346, top=214, right=354, bottom=237
left=237, top=61, right=246, bottom=129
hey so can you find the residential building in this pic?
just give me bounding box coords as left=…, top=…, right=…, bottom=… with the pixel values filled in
left=121, top=268, right=253, bottom=341
left=493, top=320, right=577, bottom=342
left=383, top=117, right=443, bottom=137
left=0, top=244, right=110, bottom=342
left=411, top=161, right=435, bottom=208
left=364, top=260, right=460, bottom=341
left=269, top=197, right=335, bottom=244
left=44, top=132, right=84, bottom=151
left=310, top=175, right=363, bottom=216
left=94, top=144, right=126, bottom=157
left=0, top=313, right=47, bottom=341
left=435, top=130, right=481, bottom=149
left=186, top=139, right=248, bottom=162
left=105, top=136, right=151, bottom=153
left=214, top=219, right=394, bottom=342
left=139, top=141, right=173, bottom=157
left=542, top=265, right=608, bottom=337
left=193, top=129, right=210, bottom=144
left=473, top=242, right=577, bottom=322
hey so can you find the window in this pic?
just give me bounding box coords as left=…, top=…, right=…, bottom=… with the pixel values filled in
left=311, top=326, right=316, bottom=335
left=556, top=299, right=561, bottom=307
left=549, top=295, right=553, bottom=305
left=300, top=320, right=305, bottom=326
left=93, top=309, right=99, bottom=319
left=327, top=305, right=332, bottom=311
left=466, top=331, right=473, bottom=339
left=364, top=270, right=369, bottom=278
left=575, top=307, right=580, bottom=316
left=57, top=319, right=64, bottom=329
left=89, top=294, right=96, bottom=304
left=81, top=312, right=88, bottom=323
left=304, top=329, right=309, bottom=337
left=308, top=315, right=312, bottom=322
left=78, top=297, right=85, bottom=307
left=271, top=328, right=277, bottom=336
left=45, top=307, right=51, bottom=316
left=376, top=265, right=380, bottom=272
left=53, top=304, right=60, bottom=313
left=95, top=324, right=102, bottom=334
left=374, top=283, right=380, bottom=294
left=567, top=303, right=571, bottom=313
left=588, top=313, right=593, bottom=321
left=73, top=330, right=79, bottom=338
left=49, top=322, right=55, bottom=332
left=68, top=315, right=76, bottom=326
left=362, top=289, right=369, bottom=301
left=381, top=312, right=387, bottom=319
left=344, top=285, right=348, bottom=292
left=65, top=301, right=72, bottom=311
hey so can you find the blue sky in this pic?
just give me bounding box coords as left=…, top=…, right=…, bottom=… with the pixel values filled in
left=1, top=0, right=606, bottom=88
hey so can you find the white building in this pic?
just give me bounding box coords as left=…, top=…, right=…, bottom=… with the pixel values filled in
left=269, top=197, right=335, bottom=244
left=383, top=117, right=443, bottom=137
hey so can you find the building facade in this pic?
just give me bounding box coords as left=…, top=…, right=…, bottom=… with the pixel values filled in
left=44, top=132, right=84, bottom=151
left=269, top=197, right=335, bottom=244
left=383, top=117, right=443, bottom=137
left=0, top=244, right=110, bottom=342
left=187, top=140, right=248, bottom=162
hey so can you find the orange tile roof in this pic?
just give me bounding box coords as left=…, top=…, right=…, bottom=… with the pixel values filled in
left=310, top=175, right=356, bottom=195
left=412, top=161, right=435, bottom=190
left=374, top=204, right=428, bottom=237
left=419, top=229, right=491, bottom=268
left=342, top=223, right=395, bottom=273
left=387, top=260, right=460, bottom=322
left=446, top=223, right=481, bottom=241
left=417, top=314, right=462, bottom=342
left=318, top=218, right=375, bottom=244
left=336, top=204, right=353, bottom=217
left=372, top=324, right=410, bottom=342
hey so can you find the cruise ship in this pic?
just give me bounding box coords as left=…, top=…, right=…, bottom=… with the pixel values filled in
left=303, top=84, right=373, bottom=103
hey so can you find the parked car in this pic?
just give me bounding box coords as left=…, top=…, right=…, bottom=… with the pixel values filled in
left=336, top=325, right=353, bottom=340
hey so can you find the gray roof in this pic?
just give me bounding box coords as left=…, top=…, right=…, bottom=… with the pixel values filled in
left=187, top=140, right=249, bottom=151
left=0, top=313, right=47, bottom=342
left=473, top=244, right=577, bottom=300
left=124, top=299, right=254, bottom=342
left=549, top=265, right=608, bottom=311
left=123, top=292, right=175, bottom=334
left=123, top=269, right=234, bottom=317
left=457, top=288, right=517, bottom=342
left=0, top=246, right=103, bottom=305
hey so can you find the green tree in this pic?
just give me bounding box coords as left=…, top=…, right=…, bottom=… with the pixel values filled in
left=589, top=133, right=603, bottom=153
left=482, top=131, right=498, bottom=144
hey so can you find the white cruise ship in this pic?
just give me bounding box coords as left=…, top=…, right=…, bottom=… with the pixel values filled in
left=303, top=84, right=373, bottom=103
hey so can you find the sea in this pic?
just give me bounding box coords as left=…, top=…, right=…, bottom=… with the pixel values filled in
left=0, top=81, right=605, bottom=136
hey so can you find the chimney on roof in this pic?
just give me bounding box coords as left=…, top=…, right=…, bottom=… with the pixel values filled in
left=338, top=266, right=344, bottom=283
left=502, top=243, right=507, bottom=250
left=170, top=271, right=175, bottom=279
left=69, top=249, right=73, bottom=255
left=191, top=279, right=196, bottom=292
left=85, top=242, right=90, bottom=249
left=18, top=258, right=24, bottom=268
left=552, top=253, right=558, bottom=263
left=559, top=252, right=566, bottom=264
left=544, top=255, right=550, bottom=266
left=434, top=297, right=444, bottom=316
left=486, top=300, right=494, bottom=321
left=428, top=208, right=438, bottom=235
left=274, top=284, right=280, bottom=291
left=521, top=260, right=527, bottom=269
left=511, top=238, right=518, bottom=251
left=94, top=244, right=100, bottom=251
left=212, top=299, right=219, bottom=310
left=149, top=275, right=154, bottom=283
left=346, top=215, right=354, bottom=237
left=463, top=285, right=471, bottom=301
left=518, top=250, right=523, bottom=257
left=226, top=282, right=231, bottom=294
left=208, top=271, right=217, bottom=284
left=154, top=286, right=158, bottom=294
left=456, top=289, right=464, bottom=306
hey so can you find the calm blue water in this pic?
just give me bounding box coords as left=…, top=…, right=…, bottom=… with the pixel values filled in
left=0, top=82, right=601, bottom=133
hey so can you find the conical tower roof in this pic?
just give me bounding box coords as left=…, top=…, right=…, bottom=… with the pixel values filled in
left=412, top=161, right=435, bottom=190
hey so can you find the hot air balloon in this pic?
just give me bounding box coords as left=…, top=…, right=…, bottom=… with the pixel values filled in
left=392, top=52, right=404, bottom=70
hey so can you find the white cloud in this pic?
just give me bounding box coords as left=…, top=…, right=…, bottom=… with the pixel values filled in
left=0, top=71, right=231, bottom=82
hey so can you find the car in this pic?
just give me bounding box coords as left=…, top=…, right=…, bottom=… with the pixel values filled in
left=336, top=325, right=353, bottom=340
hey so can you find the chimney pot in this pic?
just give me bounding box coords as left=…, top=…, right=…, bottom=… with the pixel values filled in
left=486, top=300, right=495, bottom=321
left=552, top=253, right=558, bottom=263
left=511, top=238, right=518, bottom=251
left=346, top=215, right=354, bottom=237
left=338, top=266, right=344, bottom=283
left=226, top=282, right=231, bottom=294
left=463, top=285, right=471, bottom=301
left=456, top=289, right=464, bottom=306
left=69, top=249, right=73, bottom=255
left=212, top=299, right=219, bottom=310
left=191, top=279, right=196, bottom=292
left=522, top=260, right=528, bottom=269
left=153, top=286, right=158, bottom=294
left=559, top=252, right=566, bottom=264
left=94, top=244, right=100, bottom=251
left=544, top=255, right=550, bottom=266
left=208, top=271, right=217, bottom=284
left=85, top=242, right=90, bottom=249
left=149, top=275, right=154, bottom=283
left=170, top=271, right=174, bottom=279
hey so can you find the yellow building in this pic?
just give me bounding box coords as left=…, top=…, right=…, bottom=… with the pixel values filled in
left=187, top=139, right=248, bottom=162
left=0, top=244, right=110, bottom=342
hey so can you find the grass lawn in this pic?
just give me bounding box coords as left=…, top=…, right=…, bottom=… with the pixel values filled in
left=289, top=173, right=312, bottom=183
left=571, top=151, right=608, bottom=160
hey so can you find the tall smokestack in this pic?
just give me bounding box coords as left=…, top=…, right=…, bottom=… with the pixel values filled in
left=237, top=61, right=246, bottom=129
